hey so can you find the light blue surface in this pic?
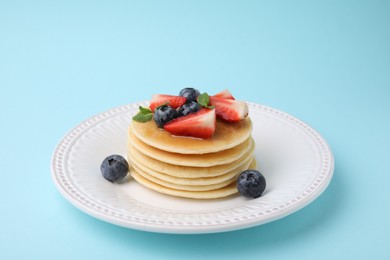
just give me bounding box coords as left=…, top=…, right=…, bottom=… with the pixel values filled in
left=1, top=0, right=389, bottom=259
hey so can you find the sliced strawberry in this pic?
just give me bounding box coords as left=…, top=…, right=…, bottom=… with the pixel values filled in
left=164, top=108, right=216, bottom=139
left=149, top=94, right=186, bottom=111
left=209, top=96, right=248, bottom=122
left=213, top=89, right=235, bottom=100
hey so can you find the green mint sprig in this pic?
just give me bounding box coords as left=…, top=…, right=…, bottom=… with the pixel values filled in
left=132, top=106, right=153, bottom=122
left=197, top=92, right=214, bottom=109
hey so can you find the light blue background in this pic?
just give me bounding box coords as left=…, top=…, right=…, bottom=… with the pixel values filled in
left=1, top=0, right=389, bottom=259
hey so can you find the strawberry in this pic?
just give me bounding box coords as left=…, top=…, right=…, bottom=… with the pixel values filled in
left=209, top=96, right=248, bottom=122
left=213, top=89, right=235, bottom=100
left=149, top=94, right=186, bottom=111
left=163, top=108, right=216, bottom=139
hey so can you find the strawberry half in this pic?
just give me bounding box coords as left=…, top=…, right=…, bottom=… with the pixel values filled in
left=149, top=94, right=186, bottom=111
left=163, top=108, right=216, bottom=139
left=213, top=89, right=235, bottom=100
left=209, top=96, right=248, bottom=122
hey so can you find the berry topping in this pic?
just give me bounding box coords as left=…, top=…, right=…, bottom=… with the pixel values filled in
left=149, top=94, right=186, bottom=112
left=100, top=155, right=129, bottom=183
left=213, top=89, right=235, bottom=100
left=237, top=170, right=266, bottom=198
left=177, top=101, right=201, bottom=117
left=153, top=105, right=179, bottom=128
left=179, top=88, right=201, bottom=103
left=209, top=96, right=248, bottom=122
left=164, top=108, right=216, bottom=139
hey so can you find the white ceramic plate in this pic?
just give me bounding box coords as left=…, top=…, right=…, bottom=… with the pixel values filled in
left=51, top=101, right=334, bottom=234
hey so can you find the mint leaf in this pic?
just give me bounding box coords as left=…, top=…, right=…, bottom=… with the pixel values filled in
left=197, top=92, right=209, bottom=107
left=132, top=106, right=153, bottom=122
left=197, top=92, right=214, bottom=109
left=132, top=113, right=153, bottom=122
left=139, top=106, right=152, bottom=114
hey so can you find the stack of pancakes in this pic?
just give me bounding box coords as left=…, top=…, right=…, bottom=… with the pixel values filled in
left=127, top=117, right=255, bottom=199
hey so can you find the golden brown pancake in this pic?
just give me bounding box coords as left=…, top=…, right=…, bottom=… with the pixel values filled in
left=130, top=117, right=252, bottom=154
left=131, top=164, right=237, bottom=191
left=128, top=153, right=254, bottom=185
left=127, top=143, right=254, bottom=178
left=128, top=130, right=254, bottom=167
left=129, top=159, right=257, bottom=199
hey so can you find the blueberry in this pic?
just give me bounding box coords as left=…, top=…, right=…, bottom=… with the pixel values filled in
left=237, top=170, right=266, bottom=198
left=154, top=105, right=178, bottom=128
left=177, top=101, right=201, bottom=117
left=100, top=155, right=129, bottom=183
left=179, top=88, right=200, bottom=103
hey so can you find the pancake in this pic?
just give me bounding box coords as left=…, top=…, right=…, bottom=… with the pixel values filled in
left=128, top=154, right=254, bottom=185
left=130, top=159, right=257, bottom=199
left=128, top=130, right=254, bottom=167
left=127, top=142, right=254, bottom=178
left=130, top=117, right=252, bottom=154
left=131, top=164, right=237, bottom=191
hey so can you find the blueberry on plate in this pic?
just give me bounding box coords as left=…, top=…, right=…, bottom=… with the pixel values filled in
left=177, top=101, right=201, bottom=116
left=237, top=170, right=266, bottom=198
left=101, top=155, right=129, bottom=183
left=179, top=88, right=201, bottom=103
left=154, top=105, right=178, bottom=128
